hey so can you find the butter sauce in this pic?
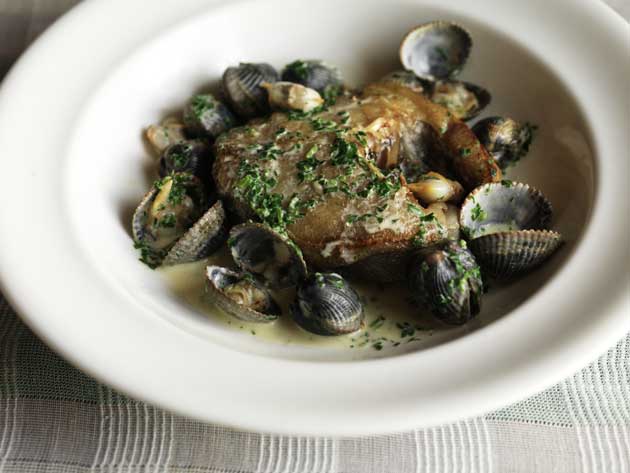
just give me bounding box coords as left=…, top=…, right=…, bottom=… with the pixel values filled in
left=160, top=247, right=442, bottom=350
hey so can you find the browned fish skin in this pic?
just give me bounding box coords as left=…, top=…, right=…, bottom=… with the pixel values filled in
left=364, top=81, right=502, bottom=190
left=213, top=79, right=500, bottom=276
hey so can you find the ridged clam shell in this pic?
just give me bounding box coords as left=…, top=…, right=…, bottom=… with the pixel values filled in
left=162, top=201, right=228, bottom=266
left=131, top=174, right=208, bottom=267
left=400, top=21, right=472, bottom=81
left=472, top=116, right=536, bottom=170
left=469, top=229, right=563, bottom=279
left=460, top=182, right=553, bottom=239
left=159, top=140, right=210, bottom=178
left=290, top=273, right=364, bottom=336
left=132, top=187, right=159, bottom=245
left=222, top=63, right=279, bottom=119
left=229, top=223, right=307, bottom=289
left=183, top=94, right=236, bottom=140
left=408, top=241, right=483, bottom=326
left=206, top=266, right=280, bottom=323
left=281, top=60, right=343, bottom=95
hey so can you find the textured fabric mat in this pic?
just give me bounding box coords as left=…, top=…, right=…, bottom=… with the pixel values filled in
left=0, top=1, right=629, bottom=472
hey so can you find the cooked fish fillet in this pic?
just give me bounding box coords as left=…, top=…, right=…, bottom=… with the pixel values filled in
left=213, top=78, right=501, bottom=279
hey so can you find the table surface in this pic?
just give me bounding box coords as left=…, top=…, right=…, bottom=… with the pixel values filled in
left=0, top=1, right=628, bottom=472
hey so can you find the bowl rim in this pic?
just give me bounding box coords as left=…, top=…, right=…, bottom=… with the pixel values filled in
left=0, top=0, right=628, bottom=436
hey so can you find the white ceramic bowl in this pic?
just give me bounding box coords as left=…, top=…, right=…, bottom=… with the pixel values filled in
left=0, top=0, right=628, bottom=436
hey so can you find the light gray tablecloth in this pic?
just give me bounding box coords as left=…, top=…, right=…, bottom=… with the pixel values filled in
left=0, top=1, right=629, bottom=472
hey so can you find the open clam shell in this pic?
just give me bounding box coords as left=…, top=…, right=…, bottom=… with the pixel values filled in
left=205, top=266, right=280, bottom=323
left=132, top=186, right=160, bottom=245
left=469, top=230, right=563, bottom=279
left=400, top=21, right=472, bottom=81
left=428, top=80, right=491, bottom=121
left=290, top=272, right=364, bottom=336
left=459, top=182, right=562, bottom=278
left=222, top=63, right=279, bottom=119
left=459, top=182, right=553, bottom=240
left=380, top=70, right=432, bottom=94
left=472, top=117, right=536, bottom=170
left=408, top=241, right=483, bottom=325
left=183, top=94, right=236, bottom=140
left=132, top=173, right=208, bottom=267
left=162, top=201, right=228, bottom=266
left=228, top=223, right=307, bottom=289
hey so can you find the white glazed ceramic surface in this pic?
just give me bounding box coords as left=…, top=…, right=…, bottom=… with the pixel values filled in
left=0, top=0, right=628, bottom=435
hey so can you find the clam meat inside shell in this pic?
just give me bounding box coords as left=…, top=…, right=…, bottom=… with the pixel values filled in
left=206, top=266, right=280, bottom=323
left=229, top=223, right=307, bottom=289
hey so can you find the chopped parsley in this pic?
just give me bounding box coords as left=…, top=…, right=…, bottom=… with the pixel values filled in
left=471, top=203, right=487, bottom=222
left=310, top=117, right=337, bottom=132
left=397, top=322, right=416, bottom=338
left=167, top=148, right=190, bottom=169
left=369, top=316, right=386, bottom=330
left=285, top=60, right=309, bottom=81
left=322, top=84, right=342, bottom=106
left=337, top=110, right=351, bottom=125
left=258, top=142, right=281, bottom=161
left=317, top=175, right=351, bottom=195
left=358, top=171, right=401, bottom=198
left=243, top=126, right=258, bottom=137
left=156, top=213, right=177, bottom=229
left=330, top=138, right=360, bottom=167
left=328, top=274, right=345, bottom=289
left=315, top=272, right=326, bottom=288
left=407, top=203, right=424, bottom=217
left=305, top=144, right=319, bottom=159
left=133, top=240, right=166, bottom=269
left=411, top=212, right=440, bottom=247
left=189, top=95, right=215, bottom=118
left=287, top=104, right=326, bottom=121
left=287, top=195, right=317, bottom=223
left=154, top=173, right=193, bottom=206
left=354, top=131, right=368, bottom=147
left=236, top=159, right=315, bottom=230
left=296, top=146, right=322, bottom=182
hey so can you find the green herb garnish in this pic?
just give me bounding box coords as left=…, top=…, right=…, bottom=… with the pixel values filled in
left=471, top=203, right=487, bottom=222
left=369, top=316, right=386, bottom=330
left=156, top=213, right=177, bottom=229
left=322, top=84, right=342, bottom=106
left=190, top=95, right=215, bottom=118
left=285, top=60, right=309, bottom=81
left=133, top=240, right=166, bottom=269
